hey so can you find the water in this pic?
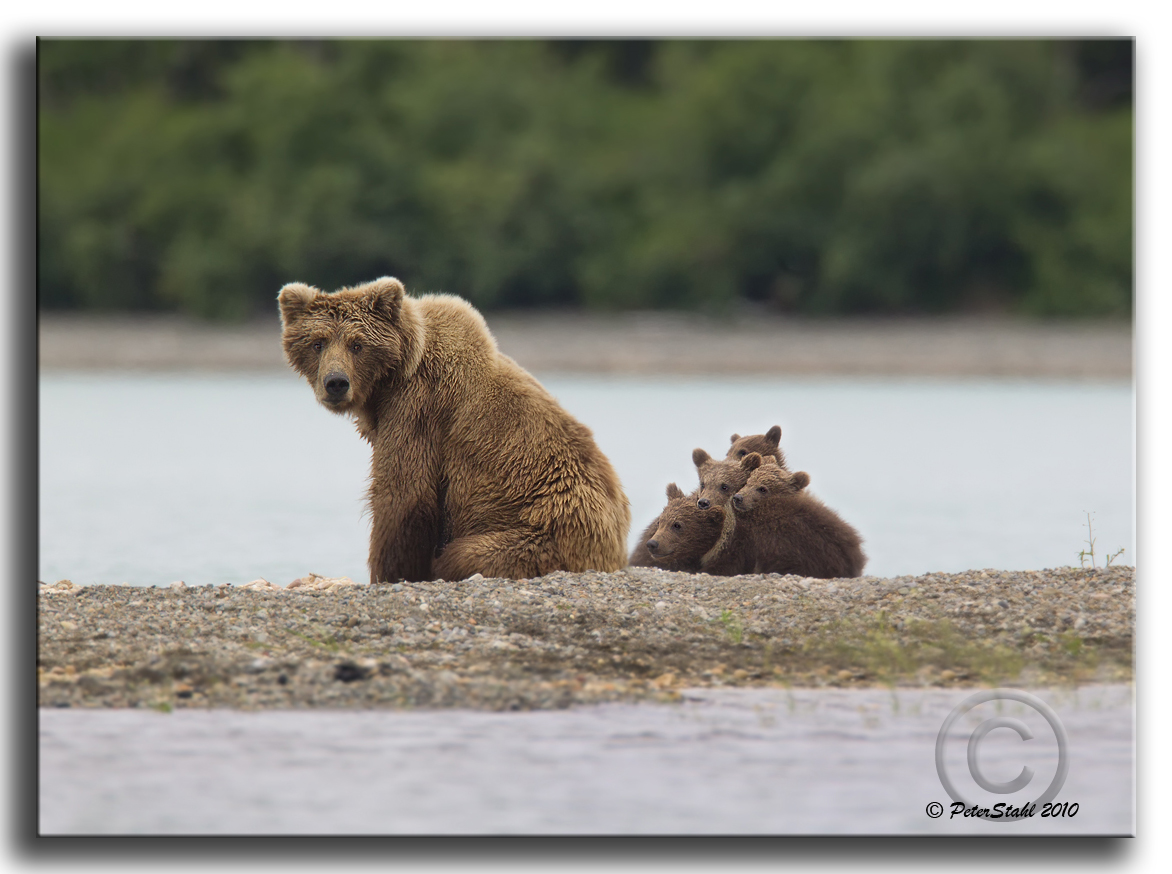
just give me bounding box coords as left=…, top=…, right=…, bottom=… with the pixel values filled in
left=39, top=684, right=1133, bottom=834
left=38, top=373, right=1133, bottom=586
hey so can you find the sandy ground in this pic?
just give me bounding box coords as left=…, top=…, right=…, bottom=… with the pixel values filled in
left=37, top=311, right=1133, bottom=378
left=39, top=683, right=1133, bottom=835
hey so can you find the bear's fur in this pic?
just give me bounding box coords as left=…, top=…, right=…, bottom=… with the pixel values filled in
left=627, top=484, right=703, bottom=567
left=628, top=427, right=785, bottom=567
left=638, top=483, right=725, bottom=572
left=693, top=429, right=785, bottom=512
left=629, top=508, right=674, bottom=567
left=727, top=425, right=786, bottom=468
left=702, top=454, right=866, bottom=579
left=278, top=276, right=631, bottom=583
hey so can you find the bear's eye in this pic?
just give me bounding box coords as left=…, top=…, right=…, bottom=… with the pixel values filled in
left=757, top=486, right=767, bottom=494
left=351, top=342, right=362, bottom=354
left=671, top=522, right=682, bottom=531
left=311, top=340, right=323, bottom=352
left=736, top=450, right=746, bottom=457
left=720, top=483, right=728, bottom=492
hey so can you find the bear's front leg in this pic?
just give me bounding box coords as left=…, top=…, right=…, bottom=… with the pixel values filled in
left=366, top=455, right=444, bottom=583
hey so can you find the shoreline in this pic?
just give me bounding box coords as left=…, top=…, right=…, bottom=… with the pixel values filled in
left=38, top=312, right=1133, bottom=379
left=38, top=566, right=1134, bottom=712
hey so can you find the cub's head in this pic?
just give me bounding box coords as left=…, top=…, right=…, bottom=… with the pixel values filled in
left=731, top=454, right=810, bottom=513
left=692, top=448, right=755, bottom=510
left=277, top=276, right=422, bottom=413
left=645, top=483, right=724, bottom=571
left=727, top=425, right=787, bottom=467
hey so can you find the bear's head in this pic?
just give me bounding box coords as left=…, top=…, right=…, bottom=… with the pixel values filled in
left=692, top=447, right=757, bottom=511
left=645, top=482, right=725, bottom=571
left=731, top=454, right=810, bottom=513
left=727, top=425, right=786, bottom=467
left=277, top=276, right=423, bottom=414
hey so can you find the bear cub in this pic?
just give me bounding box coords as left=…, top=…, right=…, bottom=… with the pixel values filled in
left=693, top=424, right=786, bottom=511
left=703, top=454, right=866, bottom=579
left=628, top=426, right=785, bottom=566
left=640, top=483, right=726, bottom=572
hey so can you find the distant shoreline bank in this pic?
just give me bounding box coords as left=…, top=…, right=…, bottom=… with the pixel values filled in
left=38, top=312, right=1132, bottom=379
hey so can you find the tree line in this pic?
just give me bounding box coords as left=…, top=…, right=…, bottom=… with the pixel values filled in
left=38, top=39, right=1133, bottom=320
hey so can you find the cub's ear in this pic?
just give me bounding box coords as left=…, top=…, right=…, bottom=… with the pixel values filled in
left=765, top=425, right=782, bottom=446
left=666, top=482, right=685, bottom=500
left=366, top=276, right=406, bottom=323
left=277, top=282, right=319, bottom=327
left=791, top=471, right=811, bottom=491
left=692, top=448, right=711, bottom=467
left=741, top=452, right=763, bottom=472
left=729, top=433, right=741, bottom=444
left=761, top=455, right=780, bottom=468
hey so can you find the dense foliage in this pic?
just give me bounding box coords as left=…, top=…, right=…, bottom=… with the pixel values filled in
left=38, top=39, right=1133, bottom=319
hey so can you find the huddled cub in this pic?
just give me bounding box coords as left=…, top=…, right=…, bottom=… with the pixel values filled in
left=703, top=454, right=866, bottom=579
left=629, top=427, right=785, bottom=567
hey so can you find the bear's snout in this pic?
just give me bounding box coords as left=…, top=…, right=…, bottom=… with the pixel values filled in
left=732, top=494, right=744, bottom=509
left=697, top=498, right=711, bottom=510
left=646, top=539, right=659, bottom=554
left=324, top=372, right=351, bottom=399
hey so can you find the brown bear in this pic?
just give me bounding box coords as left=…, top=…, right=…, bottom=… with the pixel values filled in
left=702, top=454, right=866, bottom=579
left=637, top=483, right=726, bottom=572
left=727, top=425, right=786, bottom=467
left=628, top=427, right=785, bottom=567
left=278, top=276, right=631, bottom=583
left=627, top=481, right=704, bottom=567
left=693, top=428, right=786, bottom=512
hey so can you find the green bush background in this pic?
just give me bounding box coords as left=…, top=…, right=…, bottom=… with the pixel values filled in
left=37, top=39, right=1133, bottom=320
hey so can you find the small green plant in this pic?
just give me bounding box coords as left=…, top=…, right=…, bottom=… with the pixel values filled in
left=286, top=628, right=341, bottom=653
left=1059, top=633, right=1085, bottom=657
left=717, top=609, right=744, bottom=644
left=151, top=700, right=173, bottom=714
left=1079, top=511, right=1126, bottom=568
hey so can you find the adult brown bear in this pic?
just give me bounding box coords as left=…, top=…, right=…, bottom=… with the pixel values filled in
left=278, top=276, right=630, bottom=583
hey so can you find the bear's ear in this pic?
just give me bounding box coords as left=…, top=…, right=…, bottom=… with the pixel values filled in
left=729, top=433, right=741, bottom=444
left=692, top=448, right=711, bottom=468
left=277, top=282, right=319, bottom=326
left=760, top=455, right=780, bottom=468
left=741, top=452, right=763, bottom=472
left=366, top=276, right=406, bottom=323
left=765, top=425, right=782, bottom=446
left=791, top=471, right=811, bottom=491
left=666, top=482, right=685, bottom=500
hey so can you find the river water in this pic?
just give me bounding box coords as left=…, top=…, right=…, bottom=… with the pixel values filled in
left=39, top=684, right=1133, bottom=835
left=38, top=373, right=1133, bottom=586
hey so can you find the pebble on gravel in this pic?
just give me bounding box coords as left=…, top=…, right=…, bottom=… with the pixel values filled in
left=36, top=566, right=1134, bottom=712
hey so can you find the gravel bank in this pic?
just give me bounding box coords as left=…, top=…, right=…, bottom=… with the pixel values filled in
left=37, top=312, right=1132, bottom=378
left=37, top=566, right=1133, bottom=711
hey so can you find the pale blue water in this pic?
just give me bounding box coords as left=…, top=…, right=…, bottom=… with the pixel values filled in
left=38, top=373, right=1133, bottom=586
